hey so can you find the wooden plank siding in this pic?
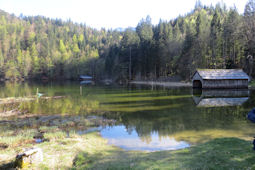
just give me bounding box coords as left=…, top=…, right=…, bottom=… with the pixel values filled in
left=192, top=69, right=249, bottom=89
left=203, top=79, right=248, bottom=89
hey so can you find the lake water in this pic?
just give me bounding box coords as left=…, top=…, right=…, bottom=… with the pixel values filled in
left=1, top=82, right=255, bottom=151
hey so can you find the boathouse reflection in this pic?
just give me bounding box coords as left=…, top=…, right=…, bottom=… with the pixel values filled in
left=192, top=89, right=249, bottom=107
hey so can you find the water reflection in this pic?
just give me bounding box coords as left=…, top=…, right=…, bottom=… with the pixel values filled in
left=1, top=82, right=255, bottom=151
left=101, top=125, right=190, bottom=151
left=192, top=89, right=249, bottom=107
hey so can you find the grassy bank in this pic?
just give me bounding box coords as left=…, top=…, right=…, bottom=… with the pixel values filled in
left=72, top=134, right=255, bottom=170
left=1, top=128, right=77, bottom=169
left=0, top=113, right=114, bottom=169
left=0, top=125, right=94, bottom=169
left=1, top=124, right=255, bottom=169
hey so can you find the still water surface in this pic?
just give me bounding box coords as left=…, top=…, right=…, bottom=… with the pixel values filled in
left=1, top=82, right=255, bottom=151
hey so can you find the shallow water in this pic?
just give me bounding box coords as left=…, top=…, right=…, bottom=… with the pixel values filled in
left=101, top=125, right=190, bottom=151
left=1, top=82, right=255, bottom=151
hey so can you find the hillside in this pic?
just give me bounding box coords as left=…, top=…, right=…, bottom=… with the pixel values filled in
left=0, top=1, right=254, bottom=81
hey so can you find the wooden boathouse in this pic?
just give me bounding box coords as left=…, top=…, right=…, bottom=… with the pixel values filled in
left=192, top=69, right=249, bottom=89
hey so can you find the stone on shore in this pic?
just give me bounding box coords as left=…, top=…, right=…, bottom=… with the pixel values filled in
left=15, top=147, right=43, bottom=168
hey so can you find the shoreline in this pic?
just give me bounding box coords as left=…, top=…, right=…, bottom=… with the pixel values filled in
left=130, top=81, right=191, bottom=87
left=1, top=95, right=255, bottom=169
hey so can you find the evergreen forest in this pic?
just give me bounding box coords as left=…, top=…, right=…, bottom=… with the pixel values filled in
left=1, top=0, right=255, bottom=81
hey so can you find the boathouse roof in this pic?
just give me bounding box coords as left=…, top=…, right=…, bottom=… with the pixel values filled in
left=194, top=69, right=249, bottom=80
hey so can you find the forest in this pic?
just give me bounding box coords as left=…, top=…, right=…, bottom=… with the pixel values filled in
left=0, top=0, right=255, bottom=81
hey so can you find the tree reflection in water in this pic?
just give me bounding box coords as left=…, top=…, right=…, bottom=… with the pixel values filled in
left=1, top=82, right=255, bottom=151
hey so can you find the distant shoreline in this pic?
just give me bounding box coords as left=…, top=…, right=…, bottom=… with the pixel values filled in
left=129, top=81, right=191, bottom=87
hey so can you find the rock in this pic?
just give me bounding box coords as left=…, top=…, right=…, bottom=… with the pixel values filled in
left=33, top=131, right=49, bottom=143
left=33, top=132, right=44, bottom=139
left=15, top=147, right=43, bottom=168
left=0, top=143, right=8, bottom=149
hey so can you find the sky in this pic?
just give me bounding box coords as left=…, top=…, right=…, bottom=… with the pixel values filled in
left=0, top=0, right=247, bottom=29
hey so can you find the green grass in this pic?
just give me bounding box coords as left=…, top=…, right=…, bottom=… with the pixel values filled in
left=1, top=125, right=255, bottom=170
left=72, top=134, right=255, bottom=170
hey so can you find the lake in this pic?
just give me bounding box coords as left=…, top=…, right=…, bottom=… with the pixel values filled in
left=1, top=82, right=255, bottom=152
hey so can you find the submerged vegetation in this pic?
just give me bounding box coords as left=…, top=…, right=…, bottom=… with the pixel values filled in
left=0, top=82, right=255, bottom=168
left=1, top=0, right=255, bottom=81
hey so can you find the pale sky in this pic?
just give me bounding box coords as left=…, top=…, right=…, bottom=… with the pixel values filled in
left=0, top=0, right=247, bottom=29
